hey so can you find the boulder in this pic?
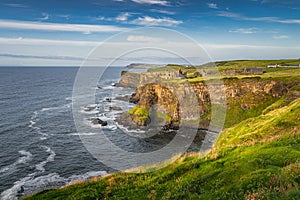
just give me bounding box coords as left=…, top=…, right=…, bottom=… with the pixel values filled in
left=90, top=118, right=108, bottom=126
left=109, top=106, right=122, bottom=111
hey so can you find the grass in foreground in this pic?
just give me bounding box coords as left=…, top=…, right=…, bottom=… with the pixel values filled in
left=24, top=98, right=300, bottom=200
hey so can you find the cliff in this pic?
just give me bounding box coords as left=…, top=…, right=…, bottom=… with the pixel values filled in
left=116, top=71, right=141, bottom=88
left=126, top=77, right=291, bottom=130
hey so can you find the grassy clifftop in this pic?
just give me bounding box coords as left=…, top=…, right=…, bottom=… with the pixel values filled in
left=25, top=98, right=300, bottom=200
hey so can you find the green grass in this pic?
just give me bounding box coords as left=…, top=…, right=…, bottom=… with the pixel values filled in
left=128, top=106, right=149, bottom=121
left=24, top=98, right=300, bottom=200
left=213, top=59, right=300, bottom=71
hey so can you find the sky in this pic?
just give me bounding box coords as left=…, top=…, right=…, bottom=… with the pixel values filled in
left=0, top=0, right=299, bottom=66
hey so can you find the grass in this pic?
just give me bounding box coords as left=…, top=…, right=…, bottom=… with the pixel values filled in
left=128, top=106, right=149, bottom=121
left=24, top=98, right=300, bottom=200
left=213, top=59, right=300, bottom=71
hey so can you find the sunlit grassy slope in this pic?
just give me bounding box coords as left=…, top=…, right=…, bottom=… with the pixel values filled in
left=25, top=98, right=300, bottom=200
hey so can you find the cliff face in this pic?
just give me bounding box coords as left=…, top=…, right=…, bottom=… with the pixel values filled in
left=128, top=78, right=290, bottom=129
left=117, top=71, right=141, bottom=88
left=129, top=84, right=180, bottom=127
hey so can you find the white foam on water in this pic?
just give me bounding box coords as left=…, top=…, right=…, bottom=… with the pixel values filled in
left=80, top=109, right=99, bottom=114
left=0, top=150, right=33, bottom=174
left=116, top=123, right=146, bottom=134
left=0, top=170, right=107, bottom=200
left=102, top=124, right=117, bottom=131
left=35, top=146, right=56, bottom=173
left=97, top=114, right=116, bottom=121
left=28, top=111, right=49, bottom=140
left=68, top=132, right=100, bottom=136
left=28, top=120, right=36, bottom=128
left=41, top=103, right=72, bottom=112
left=101, top=85, right=116, bottom=90
left=65, top=96, right=72, bottom=101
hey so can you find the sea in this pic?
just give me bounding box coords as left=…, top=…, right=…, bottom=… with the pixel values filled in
left=0, top=67, right=206, bottom=199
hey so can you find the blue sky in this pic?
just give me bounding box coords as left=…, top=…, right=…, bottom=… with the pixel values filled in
left=0, top=0, right=299, bottom=66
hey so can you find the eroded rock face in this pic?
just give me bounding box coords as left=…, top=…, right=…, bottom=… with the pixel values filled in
left=129, top=84, right=180, bottom=127
left=126, top=78, right=289, bottom=129
left=116, top=71, right=141, bottom=88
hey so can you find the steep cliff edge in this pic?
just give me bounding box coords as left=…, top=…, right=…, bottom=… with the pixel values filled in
left=126, top=78, right=292, bottom=129
left=117, top=71, right=141, bottom=88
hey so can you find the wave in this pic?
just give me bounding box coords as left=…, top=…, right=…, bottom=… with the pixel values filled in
left=0, top=145, right=57, bottom=200
left=80, top=109, right=99, bottom=114
left=28, top=111, right=49, bottom=140
left=35, top=145, right=56, bottom=173
left=41, top=103, right=72, bottom=112
left=0, top=170, right=107, bottom=200
left=68, top=132, right=100, bottom=136
left=115, top=123, right=146, bottom=134
left=0, top=150, right=33, bottom=174
left=65, top=97, right=72, bottom=101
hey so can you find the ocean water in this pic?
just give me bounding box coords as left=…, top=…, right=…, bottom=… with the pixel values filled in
left=0, top=67, right=204, bottom=199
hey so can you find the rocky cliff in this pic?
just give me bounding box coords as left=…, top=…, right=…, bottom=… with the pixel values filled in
left=117, top=71, right=141, bottom=88
left=124, top=77, right=291, bottom=130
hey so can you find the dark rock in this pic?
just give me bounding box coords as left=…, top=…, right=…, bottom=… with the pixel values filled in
left=115, top=95, right=131, bottom=102
left=90, top=118, right=107, bottom=126
left=105, top=98, right=112, bottom=102
left=163, top=124, right=180, bottom=130
left=109, top=106, right=122, bottom=111
left=129, top=93, right=139, bottom=104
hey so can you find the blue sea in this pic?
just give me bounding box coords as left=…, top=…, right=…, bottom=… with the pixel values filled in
left=0, top=67, right=204, bottom=199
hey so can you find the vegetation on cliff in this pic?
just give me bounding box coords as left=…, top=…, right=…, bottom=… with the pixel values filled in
left=120, top=59, right=300, bottom=130
left=128, top=106, right=150, bottom=126
left=25, top=98, right=300, bottom=200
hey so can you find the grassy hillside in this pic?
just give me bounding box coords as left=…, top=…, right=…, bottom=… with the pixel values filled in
left=214, top=59, right=300, bottom=71
left=25, top=98, right=300, bottom=200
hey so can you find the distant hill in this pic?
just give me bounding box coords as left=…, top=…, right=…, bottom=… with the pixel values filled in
left=126, top=63, right=165, bottom=69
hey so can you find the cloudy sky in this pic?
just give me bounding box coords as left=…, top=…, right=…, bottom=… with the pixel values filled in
left=0, top=0, right=299, bottom=66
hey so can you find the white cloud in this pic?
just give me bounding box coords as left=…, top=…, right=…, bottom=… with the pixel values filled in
left=0, top=53, right=85, bottom=61
left=115, top=13, right=131, bottom=21
left=130, top=16, right=182, bottom=26
left=0, top=19, right=129, bottom=33
left=96, top=13, right=131, bottom=22
left=127, top=35, right=162, bottom=42
left=3, top=3, right=27, bottom=8
left=217, top=11, right=300, bottom=24
left=0, top=37, right=98, bottom=46
left=56, top=14, right=70, bottom=20
left=273, top=35, right=289, bottom=39
left=96, top=16, right=106, bottom=21
left=229, top=28, right=258, bottom=34
left=39, top=13, right=49, bottom=21
left=131, top=0, right=169, bottom=6
left=277, top=19, right=300, bottom=24
left=207, top=3, right=218, bottom=9
left=150, top=9, right=175, bottom=15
